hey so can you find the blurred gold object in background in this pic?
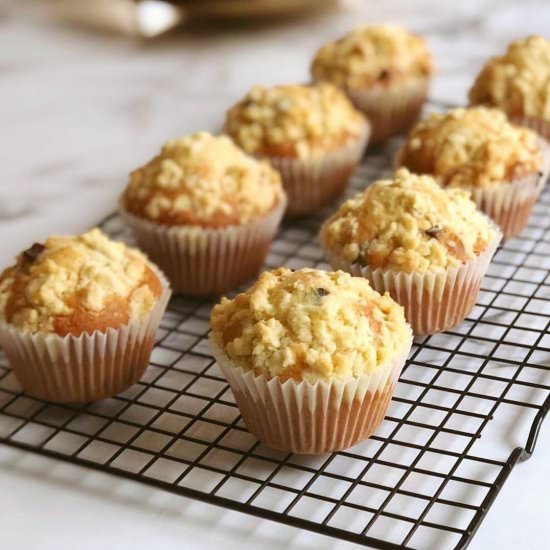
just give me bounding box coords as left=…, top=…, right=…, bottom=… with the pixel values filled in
left=43, top=0, right=340, bottom=37
left=43, top=0, right=184, bottom=37
left=179, top=0, right=337, bottom=20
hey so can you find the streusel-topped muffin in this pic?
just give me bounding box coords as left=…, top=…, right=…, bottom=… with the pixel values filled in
left=469, top=36, right=550, bottom=129
left=123, top=132, right=283, bottom=227
left=211, top=267, right=409, bottom=382
left=398, top=107, right=543, bottom=188
left=120, top=132, right=286, bottom=296
left=226, top=83, right=366, bottom=158
left=225, top=83, right=369, bottom=216
left=0, top=229, right=169, bottom=403
left=321, top=169, right=495, bottom=272
left=0, top=228, right=162, bottom=336
left=311, top=25, right=433, bottom=143
left=398, top=107, right=545, bottom=239
left=210, top=267, right=411, bottom=453
left=320, top=169, right=500, bottom=334
left=311, top=25, right=432, bottom=90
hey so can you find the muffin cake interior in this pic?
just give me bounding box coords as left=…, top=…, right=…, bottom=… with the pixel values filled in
left=469, top=35, right=550, bottom=119
left=321, top=169, right=496, bottom=272
left=225, top=83, right=367, bottom=158
left=398, top=106, right=543, bottom=187
left=311, top=24, right=433, bottom=90
left=210, top=267, right=410, bottom=383
left=0, top=228, right=162, bottom=336
left=124, top=132, right=283, bottom=227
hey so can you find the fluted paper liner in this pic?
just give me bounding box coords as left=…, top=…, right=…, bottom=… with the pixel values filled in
left=395, top=139, right=549, bottom=240
left=346, top=78, right=429, bottom=145
left=210, top=334, right=412, bottom=454
left=266, top=125, right=369, bottom=217
left=0, top=269, right=171, bottom=403
left=322, top=226, right=501, bottom=335
left=510, top=115, right=550, bottom=142
left=467, top=172, right=544, bottom=241
left=120, top=197, right=286, bottom=296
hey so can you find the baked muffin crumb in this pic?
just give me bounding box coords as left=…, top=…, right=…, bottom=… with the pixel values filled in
left=469, top=35, right=550, bottom=119
left=0, top=229, right=162, bottom=335
left=311, top=25, right=433, bottom=90
left=124, top=132, right=284, bottom=226
left=398, top=107, right=543, bottom=187
left=210, top=267, right=410, bottom=383
left=225, top=83, right=367, bottom=158
left=321, top=169, right=496, bottom=273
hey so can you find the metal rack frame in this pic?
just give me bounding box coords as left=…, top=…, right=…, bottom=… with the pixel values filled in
left=1, top=114, right=549, bottom=549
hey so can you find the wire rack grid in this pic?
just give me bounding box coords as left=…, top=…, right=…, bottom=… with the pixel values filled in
left=1, top=113, right=550, bottom=549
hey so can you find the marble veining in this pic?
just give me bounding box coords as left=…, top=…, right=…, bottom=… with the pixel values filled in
left=1, top=1, right=550, bottom=549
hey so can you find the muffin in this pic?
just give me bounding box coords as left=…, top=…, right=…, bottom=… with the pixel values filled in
left=469, top=35, right=550, bottom=140
left=225, top=83, right=369, bottom=216
left=120, top=132, right=286, bottom=296
left=0, top=229, right=170, bottom=403
left=397, top=107, right=546, bottom=240
left=210, top=267, right=412, bottom=454
left=320, top=169, right=501, bottom=335
left=311, top=25, right=433, bottom=144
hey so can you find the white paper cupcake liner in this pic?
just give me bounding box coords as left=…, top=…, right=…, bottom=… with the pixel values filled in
left=510, top=115, right=550, bottom=142
left=321, top=227, right=501, bottom=336
left=0, top=269, right=171, bottom=403
left=540, top=138, right=550, bottom=182
left=210, top=334, right=412, bottom=454
left=346, top=78, right=429, bottom=145
left=395, top=139, right=549, bottom=240
left=120, top=197, right=286, bottom=296
left=265, top=125, right=369, bottom=217
left=468, top=172, right=544, bottom=241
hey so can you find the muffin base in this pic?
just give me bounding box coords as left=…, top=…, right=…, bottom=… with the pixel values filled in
left=0, top=270, right=171, bottom=403
left=468, top=172, right=544, bottom=241
left=347, top=78, right=429, bottom=145
left=120, top=197, right=286, bottom=297
left=210, top=336, right=411, bottom=454
left=510, top=115, right=550, bottom=142
left=266, top=125, right=369, bottom=217
left=322, top=228, right=501, bottom=335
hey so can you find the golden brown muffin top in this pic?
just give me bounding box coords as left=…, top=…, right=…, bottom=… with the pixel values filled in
left=225, top=83, right=367, bottom=158
left=0, top=229, right=162, bottom=336
left=210, top=268, right=410, bottom=383
left=398, top=107, right=543, bottom=188
left=320, top=169, right=497, bottom=273
left=123, top=132, right=284, bottom=227
left=469, top=36, right=550, bottom=120
left=311, top=25, right=433, bottom=90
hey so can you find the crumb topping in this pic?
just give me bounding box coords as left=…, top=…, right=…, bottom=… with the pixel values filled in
left=0, top=229, right=162, bottom=335
left=320, top=169, right=496, bottom=273
left=123, top=132, right=284, bottom=226
left=311, top=25, right=433, bottom=90
left=398, top=107, right=543, bottom=187
left=210, top=268, right=410, bottom=382
left=469, top=35, right=550, bottom=120
left=225, top=83, right=367, bottom=158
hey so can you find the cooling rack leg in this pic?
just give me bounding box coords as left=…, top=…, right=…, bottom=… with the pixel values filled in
left=520, top=393, right=550, bottom=461
left=456, top=447, right=524, bottom=550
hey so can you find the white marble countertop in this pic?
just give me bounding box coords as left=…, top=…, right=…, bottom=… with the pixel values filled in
left=2, top=1, right=550, bottom=548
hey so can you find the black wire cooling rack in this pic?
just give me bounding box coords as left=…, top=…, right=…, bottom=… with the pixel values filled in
left=1, top=121, right=550, bottom=549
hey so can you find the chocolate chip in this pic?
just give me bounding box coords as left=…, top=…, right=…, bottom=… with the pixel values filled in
left=425, top=226, right=442, bottom=239
left=378, top=69, right=389, bottom=80
left=351, top=243, right=369, bottom=268
left=352, top=254, right=368, bottom=268
left=22, top=243, right=45, bottom=263
left=316, top=287, right=330, bottom=297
